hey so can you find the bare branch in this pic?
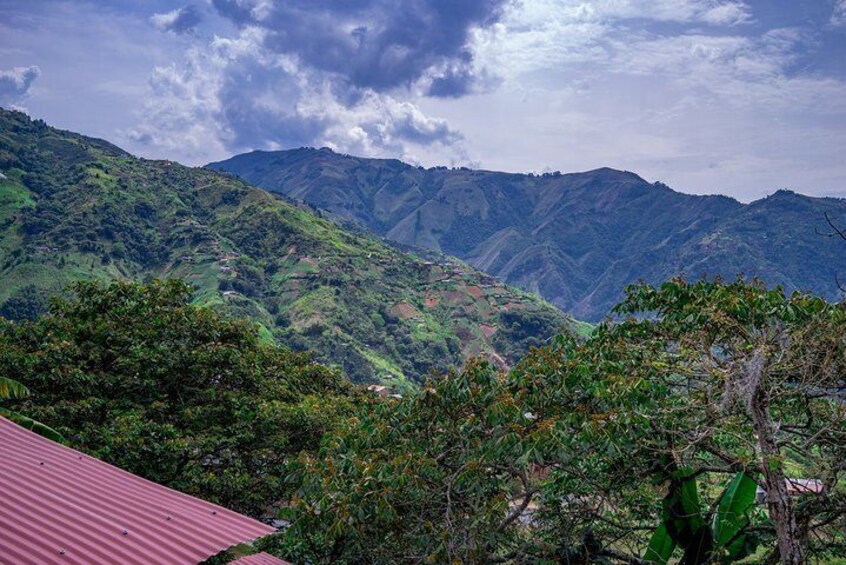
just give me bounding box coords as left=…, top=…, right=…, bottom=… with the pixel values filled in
left=816, top=211, right=846, bottom=241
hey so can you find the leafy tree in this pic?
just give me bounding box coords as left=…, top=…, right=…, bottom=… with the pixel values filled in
left=527, top=278, right=846, bottom=564
left=0, top=284, right=50, bottom=321
left=0, top=376, right=63, bottom=442
left=611, top=278, right=846, bottom=563
left=286, top=279, right=846, bottom=563
left=0, top=279, right=358, bottom=515
left=285, top=359, right=547, bottom=563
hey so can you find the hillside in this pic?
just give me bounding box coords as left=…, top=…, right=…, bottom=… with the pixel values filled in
left=0, top=109, right=573, bottom=385
left=210, top=149, right=846, bottom=320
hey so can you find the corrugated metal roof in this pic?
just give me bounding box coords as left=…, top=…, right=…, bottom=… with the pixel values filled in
left=0, top=416, right=276, bottom=565
left=231, top=552, right=291, bottom=565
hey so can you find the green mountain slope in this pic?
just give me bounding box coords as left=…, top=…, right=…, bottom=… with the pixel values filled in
left=0, top=109, right=573, bottom=384
left=210, top=149, right=846, bottom=320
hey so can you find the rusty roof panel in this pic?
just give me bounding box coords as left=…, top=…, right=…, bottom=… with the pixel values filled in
left=231, top=552, right=291, bottom=565
left=0, top=417, right=276, bottom=565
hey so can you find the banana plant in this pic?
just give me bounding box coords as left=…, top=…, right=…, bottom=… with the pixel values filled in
left=0, top=376, right=63, bottom=442
left=644, top=469, right=759, bottom=564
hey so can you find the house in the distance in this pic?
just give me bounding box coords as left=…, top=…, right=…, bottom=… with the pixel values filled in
left=756, top=478, right=826, bottom=504
left=0, top=417, right=291, bottom=565
left=366, top=384, right=391, bottom=397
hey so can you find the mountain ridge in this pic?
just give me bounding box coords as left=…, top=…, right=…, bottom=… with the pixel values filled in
left=209, top=147, right=846, bottom=320
left=0, top=109, right=574, bottom=385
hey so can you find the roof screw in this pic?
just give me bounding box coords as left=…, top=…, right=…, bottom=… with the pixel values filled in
left=166, top=515, right=172, bottom=521
left=211, top=510, right=217, bottom=515
left=58, top=548, right=65, bottom=555
left=122, top=529, right=129, bottom=536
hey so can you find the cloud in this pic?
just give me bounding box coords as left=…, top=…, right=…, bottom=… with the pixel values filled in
left=0, top=66, right=40, bottom=105
left=211, top=0, right=507, bottom=94
left=832, top=0, right=846, bottom=27
left=129, top=27, right=464, bottom=164
left=426, top=0, right=846, bottom=201
left=698, top=2, right=753, bottom=26
left=533, top=0, right=753, bottom=26
left=128, top=0, right=511, bottom=164
left=150, top=5, right=203, bottom=34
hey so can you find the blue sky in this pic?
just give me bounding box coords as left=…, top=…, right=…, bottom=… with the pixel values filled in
left=1, top=0, right=844, bottom=201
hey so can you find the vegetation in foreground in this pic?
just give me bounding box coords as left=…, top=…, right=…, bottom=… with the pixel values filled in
left=283, top=278, right=846, bottom=564
left=3, top=276, right=844, bottom=563
left=1, top=279, right=357, bottom=516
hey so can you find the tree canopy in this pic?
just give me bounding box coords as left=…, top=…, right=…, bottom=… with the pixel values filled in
left=284, top=278, right=846, bottom=564
left=0, top=279, right=358, bottom=515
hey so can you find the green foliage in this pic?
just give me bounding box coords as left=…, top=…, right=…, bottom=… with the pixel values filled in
left=712, top=472, right=758, bottom=561
left=285, top=359, right=549, bottom=564
left=286, top=278, right=846, bottom=563
left=645, top=524, right=675, bottom=565
left=0, top=376, right=63, bottom=442
left=644, top=471, right=758, bottom=564
left=0, top=376, right=29, bottom=399
left=0, top=279, right=356, bottom=515
left=492, top=306, right=566, bottom=359
left=0, top=285, right=49, bottom=321
left=662, top=469, right=709, bottom=561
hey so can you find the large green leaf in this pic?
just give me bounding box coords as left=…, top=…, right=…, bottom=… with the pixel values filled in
left=658, top=468, right=715, bottom=564
left=664, top=469, right=706, bottom=545
left=712, top=472, right=758, bottom=560
left=0, top=407, right=64, bottom=443
left=682, top=526, right=714, bottom=565
left=0, top=376, right=30, bottom=400
left=644, top=523, right=676, bottom=564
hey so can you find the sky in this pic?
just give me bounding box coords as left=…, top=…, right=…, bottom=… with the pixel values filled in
left=1, top=0, right=845, bottom=201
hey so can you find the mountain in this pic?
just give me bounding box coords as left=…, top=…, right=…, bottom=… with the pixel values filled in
left=0, top=109, right=575, bottom=385
left=209, top=148, right=846, bottom=320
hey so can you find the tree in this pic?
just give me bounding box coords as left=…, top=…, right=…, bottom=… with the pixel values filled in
left=525, top=278, right=846, bottom=564
left=0, top=284, right=49, bottom=321
left=285, top=358, right=555, bottom=563
left=0, top=279, right=358, bottom=515
left=286, top=278, right=846, bottom=563
left=0, top=376, right=63, bottom=442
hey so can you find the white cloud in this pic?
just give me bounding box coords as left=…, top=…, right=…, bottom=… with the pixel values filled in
left=0, top=65, right=40, bottom=104
left=470, top=0, right=754, bottom=82
left=430, top=0, right=846, bottom=200
left=150, top=6, right=203, bottom=34
left=832, top=0, right=846, bottom=26
left=129, top=27, right=466, bottom=165
left=126, top=28, right=265, bottom=161
left=532, top=0, right=753, bottom=26
left=699, top=2, right=752, bottom=26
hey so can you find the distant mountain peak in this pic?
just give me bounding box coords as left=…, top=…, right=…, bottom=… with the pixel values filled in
left=210, top=147, right=846, bottom=321
left=583, top=166, right=646, bottom=181
left=769, top=188, right=800, bottom=198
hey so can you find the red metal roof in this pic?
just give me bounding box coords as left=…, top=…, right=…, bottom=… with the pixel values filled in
left=231, top=552, right=291, bottom=565
left=0, top=416, right=276, bottom=565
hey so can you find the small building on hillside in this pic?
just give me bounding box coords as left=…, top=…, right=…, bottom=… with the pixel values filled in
left=0, top=417, right=291, bottom=564
left=756, top=478, right=826, bottom=504
left=366, top=384, right=391, bottom=397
